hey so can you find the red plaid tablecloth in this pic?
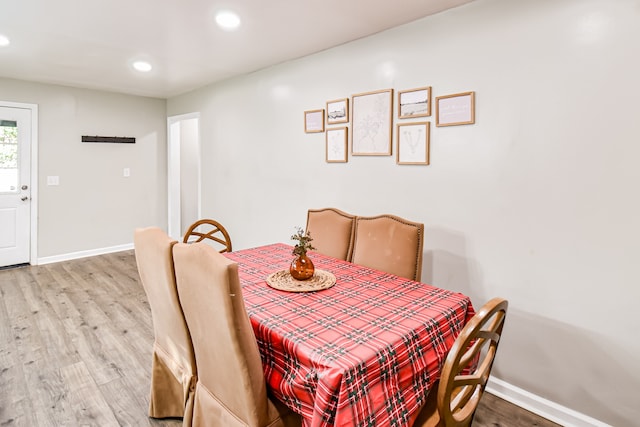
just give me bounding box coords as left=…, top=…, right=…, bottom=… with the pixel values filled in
left=225, top=243, right=475, bottom=427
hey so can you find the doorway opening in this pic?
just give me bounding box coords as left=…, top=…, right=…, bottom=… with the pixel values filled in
left=167, top=113, right=201, bottom=241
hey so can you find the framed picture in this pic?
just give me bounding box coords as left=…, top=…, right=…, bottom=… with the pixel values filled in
left=304, top=109, right=325, bottom=133
left=398, top=86, right=431, bottom=119
left=397, top=122, right=430, bottom=165
left=436, top=91, right=475, bottom=126
left=326, top=127, right=348, bottom=163
left=326, top=98, right=349, bottom=124
left=351, top=88, right=393, bottom=156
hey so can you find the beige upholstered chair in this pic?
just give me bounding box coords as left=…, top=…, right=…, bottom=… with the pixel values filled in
left=413, top=298, right=509, bottom=427
left=133, top=227, right=196, bottom=422
left=173, top=242, right=301, bottom=427
left=350, top=214, right=424, bottom=281
left=305, top=207, right=356, bottom=260
left=183, top=219, right=232, bottom=253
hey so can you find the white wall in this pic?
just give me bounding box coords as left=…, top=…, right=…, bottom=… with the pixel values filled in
left=168, top=0, right=640, bottom=425
left=0, top=78, right=167, bottom=259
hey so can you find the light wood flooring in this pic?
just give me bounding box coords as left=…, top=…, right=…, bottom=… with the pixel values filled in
left=0, top=251, right=561, bottom=426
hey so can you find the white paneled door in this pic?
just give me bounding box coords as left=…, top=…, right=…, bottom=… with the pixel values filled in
left=0, top=106, right=31, bottom=267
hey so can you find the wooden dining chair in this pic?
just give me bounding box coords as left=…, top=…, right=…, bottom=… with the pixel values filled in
left=305, top=207, right=356, bottom=261
left=413, top=298, right=509, bottom=427
left=182, top=218, right=232, bottom=253
left=173, top=242, right=301, bottom=427
left=133, top=227, right=196, bottom=423
left=350, top=214, right=424, bottom=281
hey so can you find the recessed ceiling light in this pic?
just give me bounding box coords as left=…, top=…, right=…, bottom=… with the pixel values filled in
left=215, top=10, right=241, bottom=30
left=132, top=61, right=152, bottom=72
left=0, top=34, right=10, bottom=47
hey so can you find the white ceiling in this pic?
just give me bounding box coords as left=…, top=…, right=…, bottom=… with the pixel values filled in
left=0, top=0, right=473, bottom=99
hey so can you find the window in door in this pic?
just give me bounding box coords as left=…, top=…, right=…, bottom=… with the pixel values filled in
left=0, top=119, right=18, bottom=193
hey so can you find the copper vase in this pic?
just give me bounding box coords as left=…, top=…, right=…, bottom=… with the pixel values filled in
left=290, top=253, right=315, bottom=280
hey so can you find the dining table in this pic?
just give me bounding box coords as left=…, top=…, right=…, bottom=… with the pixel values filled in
left=225, top=243, right=475, bottom=427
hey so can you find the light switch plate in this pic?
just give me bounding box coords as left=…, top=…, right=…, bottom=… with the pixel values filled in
left=47, top=176, right=59, bottom=186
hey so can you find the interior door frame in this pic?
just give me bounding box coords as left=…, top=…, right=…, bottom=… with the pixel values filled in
left=0, top=101, right=38, bottom=265
left=167, top=112, right=201, bottom=240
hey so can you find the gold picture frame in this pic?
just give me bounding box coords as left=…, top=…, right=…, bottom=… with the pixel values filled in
left=397, top=122, right=430, bottom=165
left=398, top=86, right=431, bottom=119
left=304, top=109, right=325, bottom=133
left=435, top=91, right=475, bottom=126
left=351, top=88, right=393, bottom=156
left=326, top=98, right=349, bottom=124
left=326, top=127, right=348, bottom=163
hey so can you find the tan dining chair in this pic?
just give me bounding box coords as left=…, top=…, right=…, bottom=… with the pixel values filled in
left=305, top=207, right=356, bottom=261
left=183, top=218, right=232, bottom=253
left=173, top=241, right=301, bottom=427
left=133, top=227, right=196, bottom=422
left=413, top=297, right=509, bottom=427
left=350, top=214, right=424, bottom=281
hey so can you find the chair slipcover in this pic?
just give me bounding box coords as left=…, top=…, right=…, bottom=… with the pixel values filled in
left=133, top=227, right=196, bottom=422
left=351, top=214, right=424, bottom=281
left=173, top=242, right=301, bottom=427
left=305, top=207, right=356, bottom=261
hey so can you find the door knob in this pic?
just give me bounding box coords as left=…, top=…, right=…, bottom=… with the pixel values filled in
left=21, top=196, right=29, bottom=201
left=22, top=185, right=29, bottom=190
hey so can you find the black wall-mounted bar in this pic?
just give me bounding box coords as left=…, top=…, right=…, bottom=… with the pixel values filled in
left=81, top=135, right=136, bottom=144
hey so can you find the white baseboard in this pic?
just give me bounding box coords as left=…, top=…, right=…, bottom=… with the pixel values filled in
left=37, top=243, right=134, bottom=265
left=486, top=377, right=612, bottom=427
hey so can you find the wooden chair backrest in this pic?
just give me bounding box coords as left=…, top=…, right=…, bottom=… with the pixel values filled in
left=183, top=219, right=232, bottom=253
left=440, top=298, right=509, bottom=426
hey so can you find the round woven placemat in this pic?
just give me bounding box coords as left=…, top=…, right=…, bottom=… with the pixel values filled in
left=266, top=269, right=336, bottom=292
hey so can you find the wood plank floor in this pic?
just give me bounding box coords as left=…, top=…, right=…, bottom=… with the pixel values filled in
left=0, top=251, right=561, bottom=427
